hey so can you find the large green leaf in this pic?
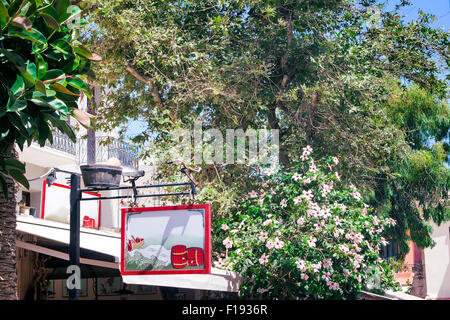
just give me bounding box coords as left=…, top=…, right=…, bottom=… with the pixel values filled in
left=30, top=96, right=68, bottom=113
left=49, top=114, right=76, bottom=142
left=9, top=169, right=30, bottom=189
left=36, top=52, right=48, bottom=79
left=0, top=1, right=9, bottom=29
left=8, top=27, right=47, bottom=49
left=11, top=74, right=25, bottom=95
left=39, top=12, right=59, bottom=30
left=66, top=76, right=91, bottom=99
left=7, top=99, right=27, bottom=112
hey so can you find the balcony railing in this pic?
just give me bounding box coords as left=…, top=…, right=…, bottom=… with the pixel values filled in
left=77, top=136, right=139, bottom=169
left=45, top=130, right=77, bottom=156
left=44, top=130, right=138, bottom=169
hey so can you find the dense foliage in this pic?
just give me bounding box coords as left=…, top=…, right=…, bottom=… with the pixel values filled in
left=215, top=148, right=399, bottom=298
left=0, top=0, right=97, bottom=195
left=84, top=0, right=449, bottom=255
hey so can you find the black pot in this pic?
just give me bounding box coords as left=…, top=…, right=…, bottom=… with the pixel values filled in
left=80, top=164, right=123, bottom=188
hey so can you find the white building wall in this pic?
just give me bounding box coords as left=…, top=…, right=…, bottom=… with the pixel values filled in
left=424, top=220, right=450, bottom=299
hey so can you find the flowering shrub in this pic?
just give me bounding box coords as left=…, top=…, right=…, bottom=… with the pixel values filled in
left=214, top=147, right=399, bottom=299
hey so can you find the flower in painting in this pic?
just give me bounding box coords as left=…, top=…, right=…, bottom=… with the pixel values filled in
left=309, top=164, right=318, bottom=174
left=332, top=157, right=339, bottom=165
left=297, top=217, right=305, bottom=225
left=221, top=224, right=229, bottom=231
left=294, top=196, right=302, bottom=205
left=249, top=190, right=258, bottom=198
left=266, top=240, right=275, bottom=249
left=263, top=219, right=272, bottom=226
left=214, top=259, right=224, bottom=267
left=259, top=254, right=269, bottom=265
left=223, top=237, right=233, bottom=249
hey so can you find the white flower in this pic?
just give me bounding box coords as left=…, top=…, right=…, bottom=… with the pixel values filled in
left=301, top=190, right=313, bottom=200
left=249, top=190, right=258, bottom=198
left=295, top=259, right=306, bottom=270
left=214, top=259, right=224, bottom=267
left=266, top=240, right=275, bottom=249
left=274, top=237, right=284, bottom=249
left=329, top=282, right=340, bottom=291
left=332, top=157, right=339, bottom=165
left=335, top=172, right=341, bottom=181
left=307, top=237, right=317, bottom=248
left=297, top=217, right=305, bottom=225
left=380, top=237, right=389, bottom=246
left=292, top=172, right=303, bottom=181
left=221, top=224, right=229, bottom=231
left=293, top=196, right=302, bottom=205
left=303, top=145, right=313, bottom=155
left=265, top=168, right=274, bottom=175
left=263, top=219, right=272, bottom=226
left=309, top=164, right=318, bottom=174
left=259, top=254, right=269, bottom=265
left=259, top=232, right=268, bottom=241
left=303, top=177, right=312, bottom=184
left=312, top=262, right=322, bottom=272
left=323, top=259, right=333, bottom=269
left=223, top=237, right=233, bottom=249
left=280, top=199, right=288, bottom=208
left=301, top=153, right=308, bottom=161
left=339, top=244, right=349, bottom=254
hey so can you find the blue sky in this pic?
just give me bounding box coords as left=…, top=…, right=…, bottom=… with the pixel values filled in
left=383, top=0, right=449, bottom=28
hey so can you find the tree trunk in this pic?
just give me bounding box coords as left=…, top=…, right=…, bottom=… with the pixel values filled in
left=0, top=173, right=18, bottom=300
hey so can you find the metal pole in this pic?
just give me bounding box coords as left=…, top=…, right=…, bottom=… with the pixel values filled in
left=69, top=173, right=81, bottom=300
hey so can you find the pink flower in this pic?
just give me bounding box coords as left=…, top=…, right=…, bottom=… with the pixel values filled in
left=259, top=232, right=268, bottom=241
left=259, top=254, right=269, bottom=265
left=249, top=190, right=258, bottom=198
left=293, top=196, right=302, bottom=205
left=301, top=190, right=313, bottom=200
left=295, top=259, right=306, bottom=269
left=221, top=224, right=229, bottom=231
left=323, top=259, right=333, bottom=269
left=223, top=237, right=233, bottom=249
left=266, top=240, right=274, bottom=249
left=292, top=172, right=302, bottom=181
left=274, top=237, right=284, bottom=249
left=329, top=282, right=340, bottom=291
left=301, top=273, right=309, bottom=280
left=307, top=237, right=317, bottom=248
left=297, top=217, right=305, bottom=225
left=263, top=219, right=272, bottom=226
left=332, top=157, right=339, bottom=165
left=303, top=145, right=313, bottom=155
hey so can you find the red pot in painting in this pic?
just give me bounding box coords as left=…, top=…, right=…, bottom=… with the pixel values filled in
left=187, top=247, right=204, bottom=266
left=171, top=245, right=188, bottom=269
left=127, top=240, right=132, bottom=252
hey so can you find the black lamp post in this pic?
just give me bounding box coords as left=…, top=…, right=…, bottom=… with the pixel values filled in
left=69, top=173, right=81, bottom=300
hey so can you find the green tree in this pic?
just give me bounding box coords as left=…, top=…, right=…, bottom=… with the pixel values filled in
left=85, top=0, right=448, bottom=256
left=0, top=0, right=98, bottom=299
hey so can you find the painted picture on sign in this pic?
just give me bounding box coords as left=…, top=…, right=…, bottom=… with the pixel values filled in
left=121, top=204, right=211, bottom=275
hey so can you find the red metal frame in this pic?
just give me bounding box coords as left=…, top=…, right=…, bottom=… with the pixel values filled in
left=40, top=180, right=102, bottom=228
left=120, top=204, right=211, bottom=275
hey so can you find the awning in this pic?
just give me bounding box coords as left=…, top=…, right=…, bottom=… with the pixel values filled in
left=122, top=268, right=242, bottom=292
left=16, top=215, right=241, bottom=292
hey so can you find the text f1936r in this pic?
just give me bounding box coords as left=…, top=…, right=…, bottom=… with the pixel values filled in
left=226, top=304, right=268, bottom=316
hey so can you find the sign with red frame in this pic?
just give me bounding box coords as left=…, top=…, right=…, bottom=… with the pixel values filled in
left=120, top=204, right=211, bottom=275
left=41, top=180, right=101, bottom=228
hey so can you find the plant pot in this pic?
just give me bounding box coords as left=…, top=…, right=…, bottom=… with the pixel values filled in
left=80, top=164, right=123, bottom=188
